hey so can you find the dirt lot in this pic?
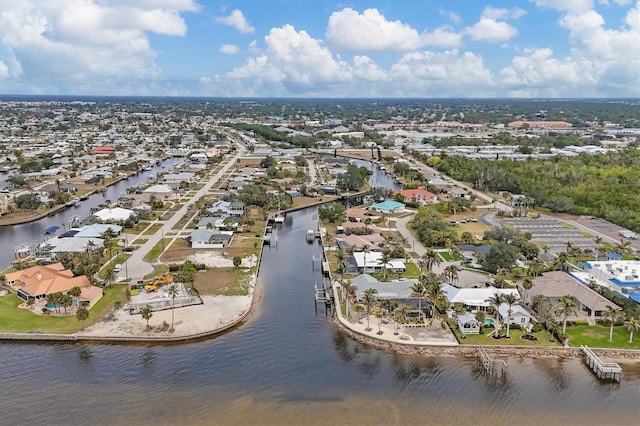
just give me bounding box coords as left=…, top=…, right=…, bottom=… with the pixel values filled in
left=193, top=268, right=235, bottom=294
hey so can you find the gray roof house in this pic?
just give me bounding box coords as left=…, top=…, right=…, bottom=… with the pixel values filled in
left=190, top=229, right=233, bottom=248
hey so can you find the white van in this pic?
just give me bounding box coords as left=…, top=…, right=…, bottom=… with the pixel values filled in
left=113, top=264, right=122, bottom=272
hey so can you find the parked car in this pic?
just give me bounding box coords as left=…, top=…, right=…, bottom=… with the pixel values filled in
left=113, top=264, right=122, bottom=272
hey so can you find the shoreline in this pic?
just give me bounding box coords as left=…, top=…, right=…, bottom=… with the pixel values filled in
left=0, top=275, right=263, bottom=345
left=331, top=315, right=640, bottom=362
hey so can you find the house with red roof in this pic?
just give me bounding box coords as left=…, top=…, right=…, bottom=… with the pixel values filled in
left=393, top=188, right=438, bottom=204
left=4, top=263, right=90, bottom=301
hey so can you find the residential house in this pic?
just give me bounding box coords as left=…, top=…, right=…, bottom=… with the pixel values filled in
left=498, top=303, right=534, bottom=327
left=4, top=263, right=90, bottom=301
left=190, top=229, right=233, bottom=248
left=352, top=274, right=416, bottom=300
left=442, top=284, right=520, bottom=313
left=393, top=188, right=438, bottom=204
left=527, top=271, right=619, bottom=319
left=352, top=251, right=406, bottom=274
left=207, top=200, right=245, bottom=218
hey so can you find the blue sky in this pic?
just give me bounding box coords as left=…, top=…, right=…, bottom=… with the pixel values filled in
left=1, top=0, right=638, bottom=98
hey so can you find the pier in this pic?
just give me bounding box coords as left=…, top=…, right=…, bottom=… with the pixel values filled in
left=581, top=345, right=622, bottom=382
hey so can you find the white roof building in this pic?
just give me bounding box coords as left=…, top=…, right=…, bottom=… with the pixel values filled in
left=442, top=284, right=520, bottom=310
left=94, top=207, right=135, bottom=222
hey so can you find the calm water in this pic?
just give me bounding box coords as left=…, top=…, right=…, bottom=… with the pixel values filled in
left=0, top=158, right=177, bottom=269
left=1, top=207, right=639, bottom=425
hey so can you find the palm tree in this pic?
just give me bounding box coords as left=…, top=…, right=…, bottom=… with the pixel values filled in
left=527, top=259, right=542, bottom=277
left=419, top=249, right=441, bottom=274
left=443, top=265, right=459, bottom=285
left=362, top=288, right=378, bottom=331
left=361, top=244, right=370, bottom=273
left=626, top=317, right=639, bottom=343
left=485, top=292, right=505, bottom=330
left=378, top=252, right=392, bottom=281
left=104, top=267, right=117, bottom=288
left=68, top=286, right=82, bottom=310
left=520, top=276, right=533, bottom=305
left=168, top=284, right=179, bottom=330
left=554, top=252, right=569, bottom=272
left=503, top=293, right=518, bottom=338
left=614, top=240, right=631, bottom=256
left=604, top=305, right=622, bottom=342
left=140, top=305, right=153, bottom=328
left=376, top=311, right=384, bottom=335
left=76, top=307, right=89, bottom=329
left=411, top=281, right=427, bottom=313
left=342, top=279, right=353, bottom=318
left=393, top=304, right=412, bottom=339
left=556, top=295, right=577, bottom=335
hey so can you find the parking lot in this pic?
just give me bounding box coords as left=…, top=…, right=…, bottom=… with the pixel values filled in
left=498, top=218, right=595, bottom=255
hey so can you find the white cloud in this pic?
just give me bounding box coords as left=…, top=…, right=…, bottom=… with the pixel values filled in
left=421, top=27, right=463, bottom=48
left=0, top=60, right=9, bottom=79
left=215, top=9, right=254, bottom=34
left=466, top=18, right=518, bottom=43
left=352, top=56, right=387, bottom=82
left=388, top=50, right=495, bottom=97
left=0, top=0, right=197, bottom=94
left=219, top=44, right=239, bottom=54
left=326, top=8, right=423, bottom=51
left=481, top=7, right=527, bottom=20
left=465, top=7, right=523, bottom=43
left=442, top=10, right=462, bottom=24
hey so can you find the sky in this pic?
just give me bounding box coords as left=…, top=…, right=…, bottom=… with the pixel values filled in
left=0, top=0, right=639, bottom=98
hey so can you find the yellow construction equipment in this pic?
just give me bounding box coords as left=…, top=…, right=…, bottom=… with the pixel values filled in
left=144, top=274, right=174, bottom=292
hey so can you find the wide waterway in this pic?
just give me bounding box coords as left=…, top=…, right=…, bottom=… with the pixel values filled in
left=0, top=158, right=178, bottom=269
left=1, top=206, right=640, bottom=425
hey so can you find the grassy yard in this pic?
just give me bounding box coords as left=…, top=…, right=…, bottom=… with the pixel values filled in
left=454, top=326, right=560, bottom=346
left=402, top=262, right=421, bottom=279
left=133, top=238, right=148, bottom=245
left=565, top=325, right=640, bottom=349
left=0, top=285, right=126, bottom=334
left=439, top=252, right=463, bottom=261
left=143, top=223, right=164, bottom=235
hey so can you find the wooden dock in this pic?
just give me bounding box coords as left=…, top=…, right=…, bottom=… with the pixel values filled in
left=581, top=345, right=622, bottom=382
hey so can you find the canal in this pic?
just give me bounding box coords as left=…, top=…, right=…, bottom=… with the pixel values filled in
left=1, top=160, right=639, bottom=425
left=1, top=206, right=639, bottom=425
left=0, top=158, right=178, bottom=269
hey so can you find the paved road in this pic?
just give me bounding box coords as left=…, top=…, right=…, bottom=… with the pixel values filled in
left=120, top=149, right=245, bottom=282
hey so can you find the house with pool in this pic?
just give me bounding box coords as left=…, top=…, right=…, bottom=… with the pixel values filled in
left=4, top=263, right=101, bottom=309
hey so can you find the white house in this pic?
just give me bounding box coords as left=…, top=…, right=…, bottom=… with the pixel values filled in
left=442, top=285, right=520, bottom=313
left=498, top=303, right=534, bottom=327
left=190, top=229, right=233, bottom=248
left=352, top=251, right=406, bottom=273
left=93, top=207, right=135, bottom=222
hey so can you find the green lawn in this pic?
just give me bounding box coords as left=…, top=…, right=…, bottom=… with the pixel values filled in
left=439, top=252, right=463, bottom=261
left=0, top=286, right=126, bottom=334
left=565, top=324, right=640, bottom=349
left=456, top=327, right=560, bottom=346
left=402, top=262, right=421, bottom=279
left=143, top=239, right=171, bottom=262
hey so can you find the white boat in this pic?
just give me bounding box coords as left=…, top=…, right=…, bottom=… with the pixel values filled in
left=274, top=214, right=285, bottom=224
left=72, top=197, right=80, bottom=206
left=306, top=230, right=315, bottom=242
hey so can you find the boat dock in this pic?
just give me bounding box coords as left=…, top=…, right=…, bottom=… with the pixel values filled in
left=581, top=345, right=622, bottom=382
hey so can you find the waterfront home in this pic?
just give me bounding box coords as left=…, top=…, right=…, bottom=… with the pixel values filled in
left=351, top=251, right=406, bottom=273
left=344, top=207, right=370, bottom=222
left=336, top=234, right=386, bottom=251
left=497, top=303, right=534, bottom=327
left=351, top=274, right=415, bottom=300
left=189, top=229, right=233, bottom=248
left=36, top=237, right=105, bottom=258
left=93, top=207, right=135, bottom=222
left=4, top=263, right=90, bottom=301
left=196, top=217, right=238, bottom=231
left=527, top=271, right=619, bottom=320
left=74, top=223, right=122, bottom=238
left=441, top=284, right=520, bottom=313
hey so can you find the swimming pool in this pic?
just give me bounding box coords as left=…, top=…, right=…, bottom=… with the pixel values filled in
left=484, top=318, right=495, bottom=325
